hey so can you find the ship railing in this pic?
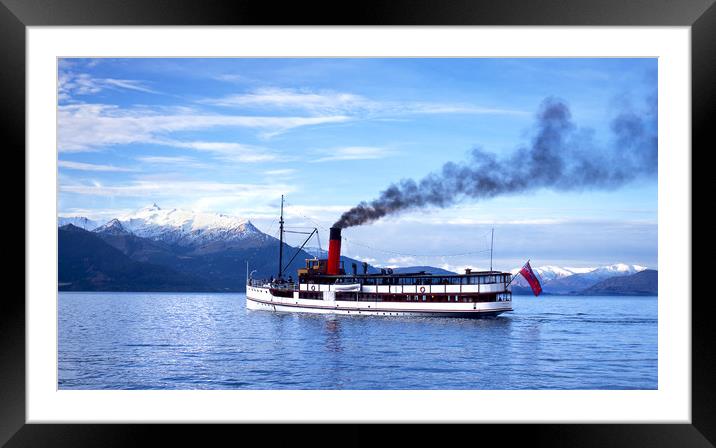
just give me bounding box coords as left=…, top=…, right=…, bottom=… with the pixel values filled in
left=247, top=278, right=272, bottom=287
left=247, top=278, right=298, bottom=289
left=269, top=281, right=297, bottom=290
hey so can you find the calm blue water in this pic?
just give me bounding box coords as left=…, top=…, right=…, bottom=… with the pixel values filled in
left=58, top=292, right=657, bottom=390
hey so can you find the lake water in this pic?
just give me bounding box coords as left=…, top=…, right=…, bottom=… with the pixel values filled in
left=58, top=292, right=657, bottom=389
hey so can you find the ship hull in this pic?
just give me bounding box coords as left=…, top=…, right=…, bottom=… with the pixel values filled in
left=246, top=286, right=512, bottom=318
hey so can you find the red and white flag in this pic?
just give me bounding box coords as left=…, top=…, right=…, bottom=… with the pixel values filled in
left=520, top=261, right=542, bottom=297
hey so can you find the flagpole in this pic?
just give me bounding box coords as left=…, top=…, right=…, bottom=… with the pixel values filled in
left=489, top=228, right=494, bottom=272
left=505, top=259, right=529, bottom=287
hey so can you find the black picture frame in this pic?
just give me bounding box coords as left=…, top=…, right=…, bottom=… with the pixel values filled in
left=5, top=0, right=709, bottom=445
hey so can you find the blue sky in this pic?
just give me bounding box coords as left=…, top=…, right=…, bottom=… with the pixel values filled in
left=57, top=58, right=657, bottom=271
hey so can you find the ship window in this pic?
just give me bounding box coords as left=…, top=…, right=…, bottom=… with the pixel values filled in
left=422, top=295, right=426, bottom=301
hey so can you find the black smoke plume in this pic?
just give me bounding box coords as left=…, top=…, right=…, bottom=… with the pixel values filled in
left=333, top=97, right=657, bottom=229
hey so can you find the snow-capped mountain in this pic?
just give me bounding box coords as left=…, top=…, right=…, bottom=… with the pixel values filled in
left=510, top=263, right=649, bottom=294
left=61, top=204, right=269, bottom=248
left=587, top=263, right=648, bottom=279
left=511, top=263, right=647, bottom=280
left=114, top=203, right=266, bottom=247
left=93, top=218, right=129, bottom=235
left=510, top=265, right=576, bottom=283
left=58, top=216, right=101, bottom=230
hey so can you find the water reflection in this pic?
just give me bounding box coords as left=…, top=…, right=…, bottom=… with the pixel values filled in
left=323, top=316, right=343, bottom=353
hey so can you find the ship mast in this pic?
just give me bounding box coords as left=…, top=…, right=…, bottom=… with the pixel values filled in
left=490, top=228, right=494, bottom=272
left=278, top=195, right=284, bottom=279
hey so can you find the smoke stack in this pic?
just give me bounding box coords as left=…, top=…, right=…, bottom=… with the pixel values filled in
left=327, top=227, right=342, bottom=275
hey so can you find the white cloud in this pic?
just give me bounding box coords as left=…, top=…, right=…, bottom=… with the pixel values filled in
left=405, top=103, right=526, bottom=115
left=214, top=74, right=245, bottom=83
left=386, top=256, right=417, bottom=266
left=59, top=72, right=158, bottom=101
left=351, top=255, right=377, bottom=264
left=443, top=217, right=566, bottom=226
left=311, top=146, right=392, bottom=162
left=60, top=180, right=293, bottom=200
left=57, top=103, right=350, bottom=152
left=58, top=208, right=135, bottom=221
left=201, top=87, right=527, bottom=117
left=136, top=155, right=209, bottom=169
left=160, top=140, right=278, bottom=163
left=58, top=160, right=135, bottom=172
left=201, top=87, right=371, bottom=114
left=102, top=78, right=158, bottom=94
left=264, top=168, right=297, bottom=176
left=438, top=263, right=479, bottom=274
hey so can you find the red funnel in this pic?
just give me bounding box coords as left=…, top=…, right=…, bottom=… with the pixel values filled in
left=327, top=227, right=341, bottom=275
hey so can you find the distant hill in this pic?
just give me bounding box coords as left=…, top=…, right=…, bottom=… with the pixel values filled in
left=579, top=269, right=658, bottom=296
left=392, top=266, right=457, bottom=275
left=59, top=225, right=210, bottom=292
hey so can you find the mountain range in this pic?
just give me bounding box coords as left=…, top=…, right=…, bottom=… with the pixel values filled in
left=509, top=263, right=653, bottom=295
left=58, top=204, right=656, bottom=295
left=59, top=204, right=373, bottom=292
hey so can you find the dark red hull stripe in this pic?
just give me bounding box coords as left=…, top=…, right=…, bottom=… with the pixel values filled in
left=247, top=296, right=512, bottom=314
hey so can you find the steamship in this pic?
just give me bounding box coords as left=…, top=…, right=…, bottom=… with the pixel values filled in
left=246, top=197, right=513, bottom=318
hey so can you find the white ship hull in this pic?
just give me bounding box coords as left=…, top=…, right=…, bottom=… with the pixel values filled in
left=246, top=285, right=512, bottom=318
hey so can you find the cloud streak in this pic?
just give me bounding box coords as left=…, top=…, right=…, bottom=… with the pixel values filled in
left=311, top=146, right=393, bottom=162
left=57, top=103, right=350, bottom=152
left=58, top=160, right=135, bottom=172
left=135, top=155, right=209, bottom=169
left=201, top=87, right=527, bottom=117
left=201, top=87, right=369, bottom=114
left=60, top=179, right=293, bottom=200
left=59, top=72, right=158, bottom=101
left=157, top=139, right=278, bottom=163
